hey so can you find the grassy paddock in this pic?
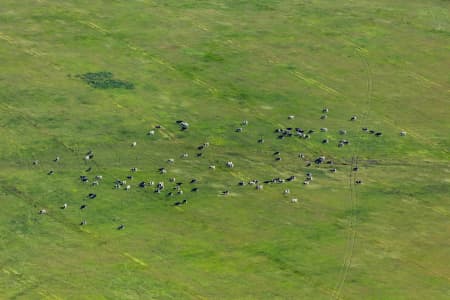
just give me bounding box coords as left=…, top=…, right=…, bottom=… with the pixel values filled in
left=0, top=0, right=449, bottom=298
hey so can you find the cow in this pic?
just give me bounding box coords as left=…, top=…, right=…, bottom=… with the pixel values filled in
left=286, top=176, right=296, bottom=182
left=315, top=156, right=325, bottom=164
left=179, top=122, right=189, bottom=130
left=157, top=182, right=165, bottom=190
left=174, top=199, right=187, bottom=206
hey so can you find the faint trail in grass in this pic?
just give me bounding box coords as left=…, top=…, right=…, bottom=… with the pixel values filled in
left=0, top=32, right=46, bottom=57
left=1, top=180, right=179, bottom=295
left=2, top=266, right=61, bottom=299
left=379, top=116, right=442, bottom=148
left=332, top=49, right=373, bottom=300
left=0, top=104, right=78, bottom=155
left=2, top=11, right=220, bottom=102
left=0, top=181, right=151, bottom=294
left=123, top=252, right=148, bottom=267
left=73, top=12, right=222, bottom=97
left=291, top=70, right=341, bottom=96
left=357, top=232, right=450, bottom=282
left=408, top=71, right=449, bottom=94
left=78, top=21, right=109, bottom=34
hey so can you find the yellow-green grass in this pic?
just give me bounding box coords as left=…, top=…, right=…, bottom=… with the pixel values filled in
left=0, top=0, right=449, bottom=298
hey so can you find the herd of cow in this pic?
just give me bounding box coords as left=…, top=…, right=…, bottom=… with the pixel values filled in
left=35, top=108, right=405, bottom=230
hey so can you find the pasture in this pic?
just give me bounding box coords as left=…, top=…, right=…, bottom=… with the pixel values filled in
left=0, top=0, right=449, bottom=299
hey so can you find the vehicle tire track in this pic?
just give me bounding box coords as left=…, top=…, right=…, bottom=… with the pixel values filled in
left=332, top=51, right=373, bottom=300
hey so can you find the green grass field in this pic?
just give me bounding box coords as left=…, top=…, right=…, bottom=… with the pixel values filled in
left=1, top=0, right=449, bottom=299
